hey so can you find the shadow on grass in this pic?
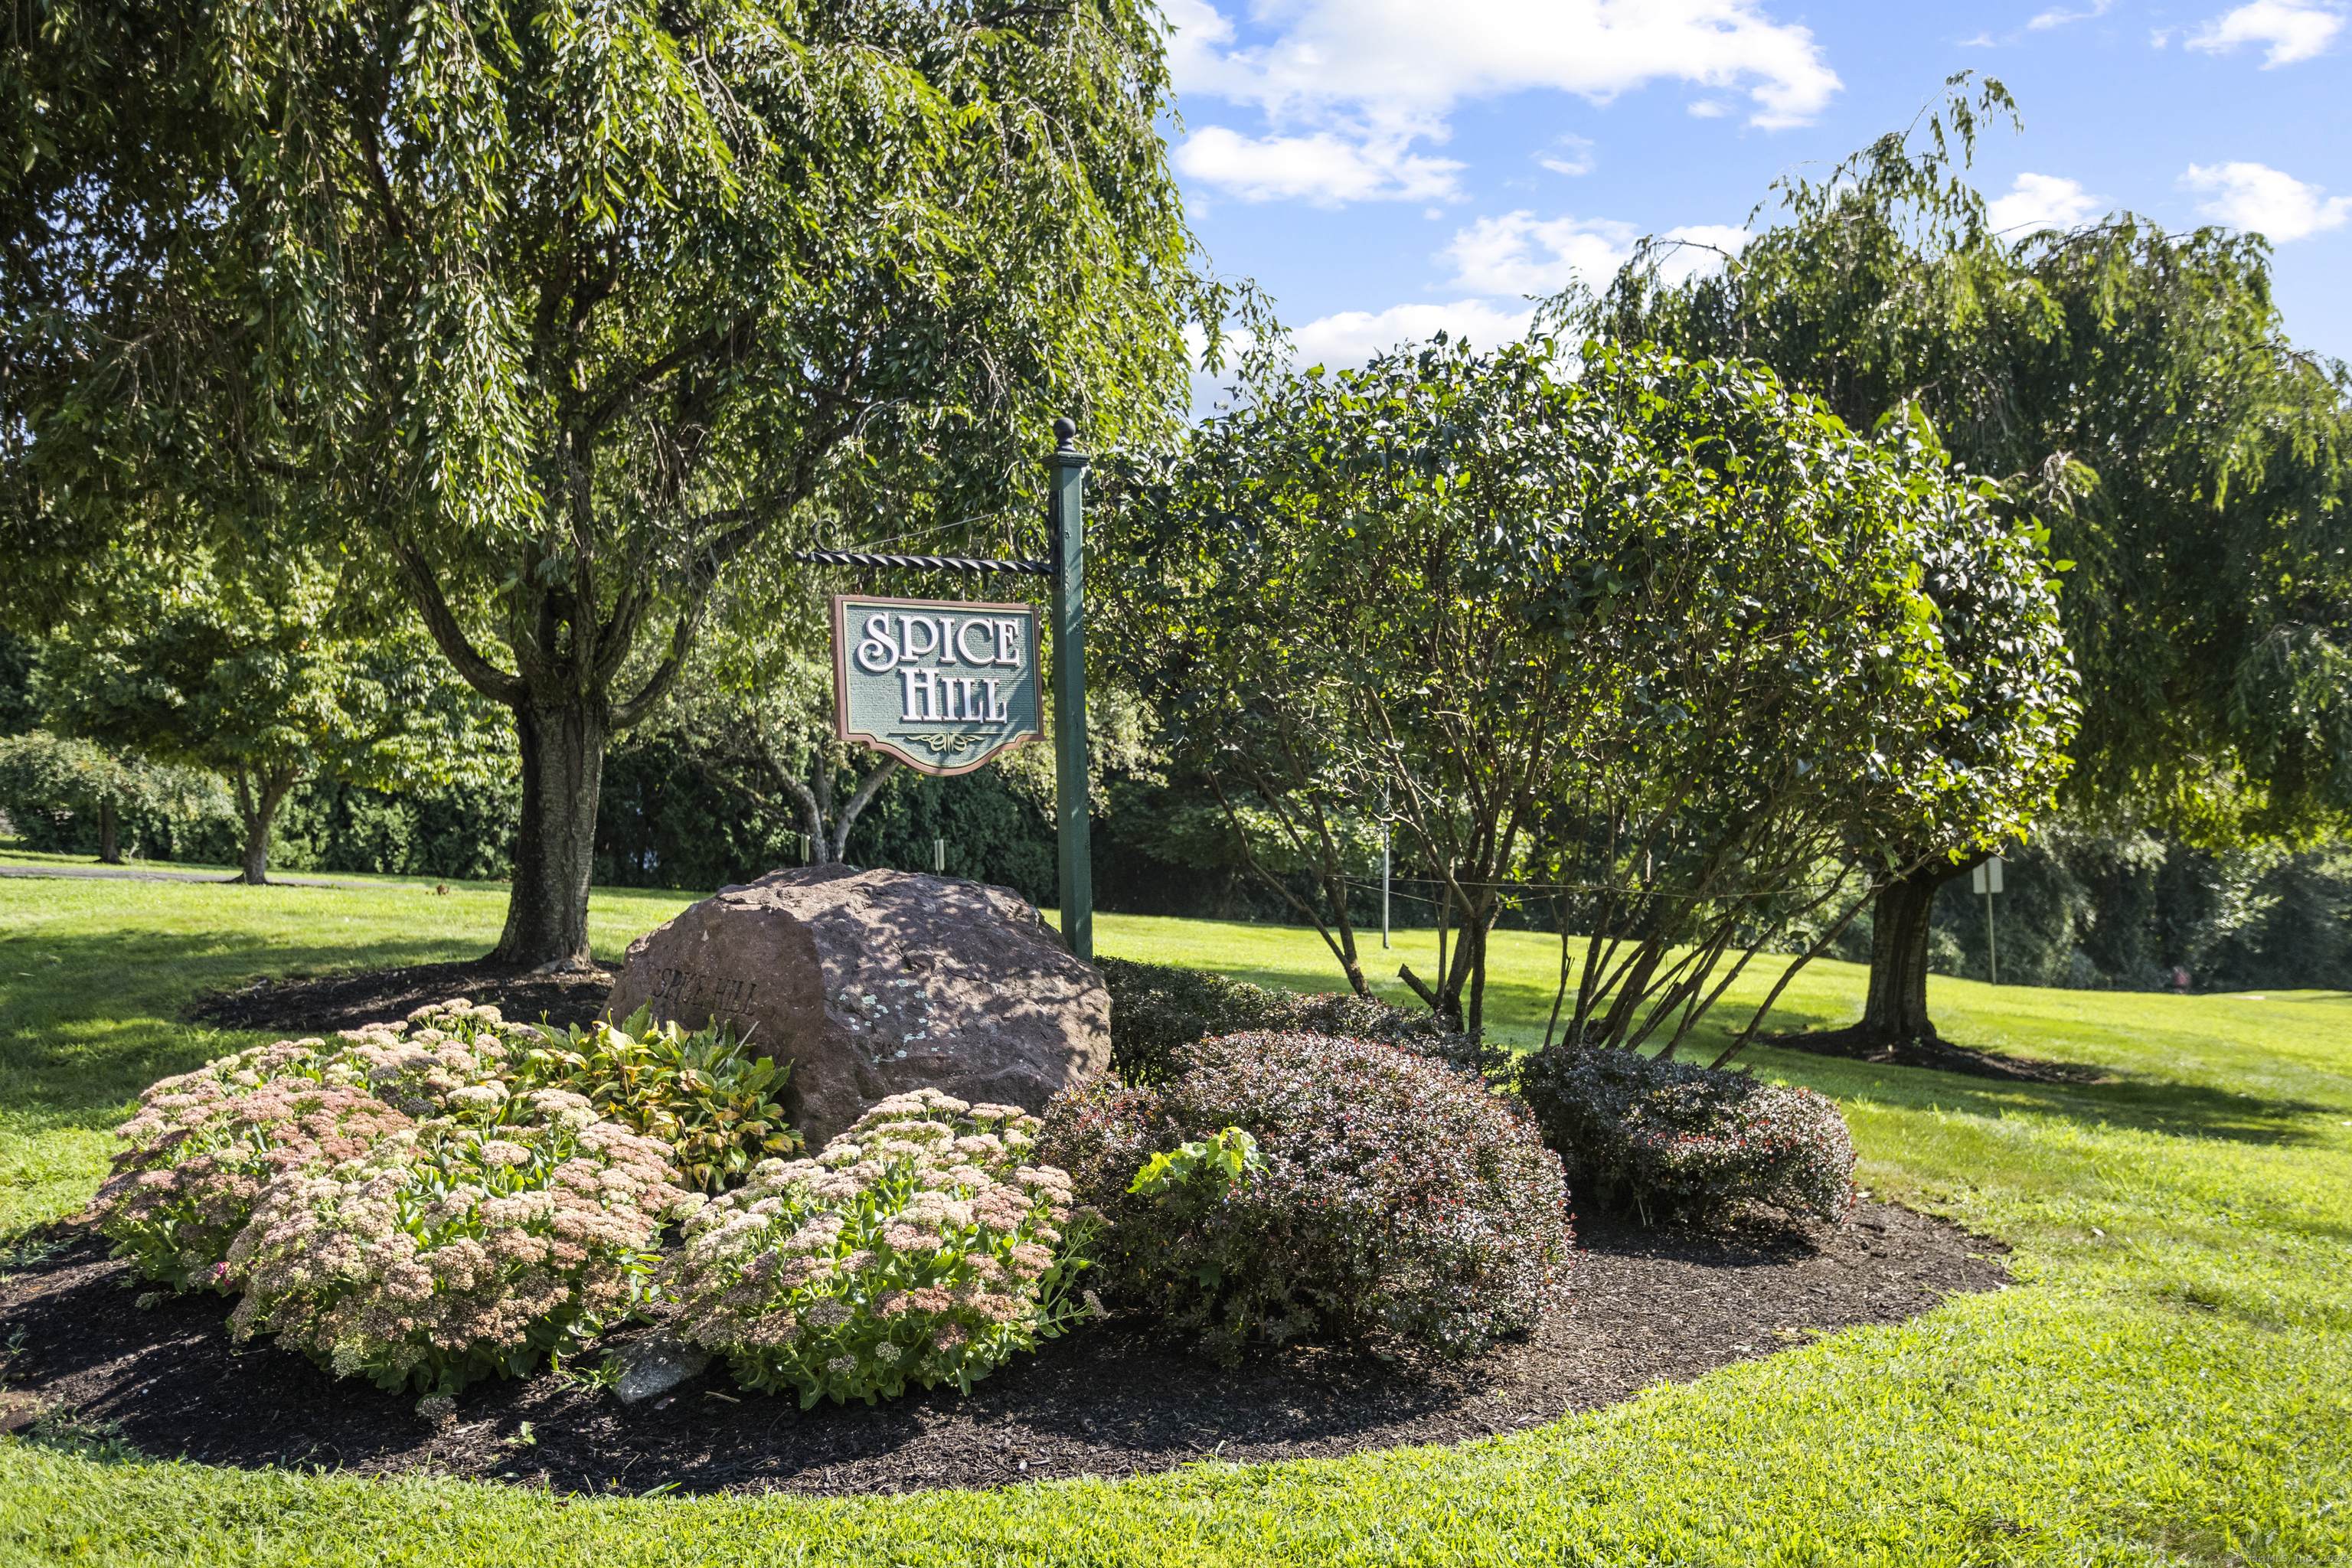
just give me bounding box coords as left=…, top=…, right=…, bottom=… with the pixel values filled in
left=0, top=930, right=493, bottom=1123
left=1740, top=1043, right=2332, bottom=1150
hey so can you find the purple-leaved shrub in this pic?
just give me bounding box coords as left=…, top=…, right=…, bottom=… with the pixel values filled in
left=662, top=1090, right=1093, bottom=1408
left=1039, top=1031, right=1572, bottom=1365
left=1514, top=1045, right=1856, bottom=1223
left=225, top=1090, right=697, bottom=1395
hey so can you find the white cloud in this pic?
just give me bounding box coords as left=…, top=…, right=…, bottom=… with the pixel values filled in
left=1441, top=212, right=1746, bottom=296
left=1444, top=214, right=1637, bottom=295
left=1292, top=299, right=1539, bottom=368
left=2029, top=0, right=2118, bottom=29
left=2180, top=161, right=2351, bottom=240
left=1166, top=0, right=1841, bottom=205
left=2186, top=0, right=2345, bottom=64
left=1174, top=126, right=1465, bottom=205
left=1987, top=173, right=2105, bottom=233
left=1539, top=135, right=1597, bottom=177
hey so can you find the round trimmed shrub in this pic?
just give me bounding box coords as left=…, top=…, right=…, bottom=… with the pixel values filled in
left=1514, top=1045, right=1856, bottom=1223
left=1039, top=1031, right=1571, bottom=1364
left=662, top=1091, right=1092, bottom=1407
left=1098, top=957, right=1506, bottom=1085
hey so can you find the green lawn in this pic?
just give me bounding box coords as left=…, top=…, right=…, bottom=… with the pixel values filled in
left=2, top=870, right=2347, bottom=1564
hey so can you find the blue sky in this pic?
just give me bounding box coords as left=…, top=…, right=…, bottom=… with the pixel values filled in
left=1163, top=0, right=2352, bottom=377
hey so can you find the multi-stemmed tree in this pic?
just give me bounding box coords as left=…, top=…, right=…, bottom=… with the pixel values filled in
left=5, top=0, right=1255, bottom=964
left=1101, top=335, right=2076, bottom=1044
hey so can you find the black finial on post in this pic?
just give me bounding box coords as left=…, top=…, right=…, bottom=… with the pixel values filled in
left=1053, top=416, right=1077, bottom=451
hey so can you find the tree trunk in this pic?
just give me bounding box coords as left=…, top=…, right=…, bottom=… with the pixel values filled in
left=1786, top=853, right=1982, bottom=1054
left=492, top=696, right=609, bottom=969
left=96, top=797, right=121, bottom=864
left=231, top=770, right=300, bottom=885
left=1465, top=908, right=1491, bottom=1037
left=1859, top=865, right=1945, bottom=1042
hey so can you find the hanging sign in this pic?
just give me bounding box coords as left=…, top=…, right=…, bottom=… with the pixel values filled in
left=831, top=594, right=1042, bottom=776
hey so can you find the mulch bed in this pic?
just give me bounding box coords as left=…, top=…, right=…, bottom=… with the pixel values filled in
left=1764, top=1026, right=2108, bottom=1083
left=190, top=960, right=618, bottom=1036
left=0, top=1200, right=2005, bottom=1497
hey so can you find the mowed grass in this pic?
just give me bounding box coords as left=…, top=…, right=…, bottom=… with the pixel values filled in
left=2, top=871, right=2348, bottom=1565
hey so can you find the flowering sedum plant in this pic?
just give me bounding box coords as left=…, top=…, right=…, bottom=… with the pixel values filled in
left=225, top=1090, right=698, bottom=1395
left=1514, top=1044, right=1856, bottom=1223
left=90, top=1060, right=416, bottom=1292
left=87, top=1004, right=542, bottom=1288
left=663, top=1090, right=1094, bottom=1408
left=90, top=993, right=818, bottom=1298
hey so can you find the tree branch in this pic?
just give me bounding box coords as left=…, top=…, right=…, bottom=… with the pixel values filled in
left=386, top=534, right=528, bottom=705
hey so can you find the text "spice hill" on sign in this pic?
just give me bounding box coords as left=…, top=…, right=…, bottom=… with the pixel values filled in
left=830, top=594, right=1043, bottom=776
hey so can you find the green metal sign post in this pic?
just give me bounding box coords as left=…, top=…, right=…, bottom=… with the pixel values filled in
left=1048, top=418, right=1093, bottom=962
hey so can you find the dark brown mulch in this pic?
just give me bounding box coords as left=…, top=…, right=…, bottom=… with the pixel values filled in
left=1764, top=1026, right=2108, bottom=1083
left=0, top=1200, right=2004, bottom=1497
left=188, top=960, right=618, bottom=1037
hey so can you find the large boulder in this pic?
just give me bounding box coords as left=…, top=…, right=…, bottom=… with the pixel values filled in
left=606, top=864, right=1109, bottom=1150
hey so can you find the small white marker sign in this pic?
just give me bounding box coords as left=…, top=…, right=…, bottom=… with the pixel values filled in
left=831, top=594, right=1042, bottom=776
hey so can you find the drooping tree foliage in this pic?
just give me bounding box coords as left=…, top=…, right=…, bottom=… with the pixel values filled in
left=3, top=0, right=1256, bottom=962
left=1099, top=336, right=2076, bottom=1052
left=1566, top=76, right=2352, bottom=1045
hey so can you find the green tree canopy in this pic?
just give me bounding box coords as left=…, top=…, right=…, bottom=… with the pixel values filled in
left=38, top=558, right=499, bottom=882
left=1102, top=336, right=2076, bottom=1049
left=1567, top=77, right=2352, bottom=1045
left=0, top=733, right=227, bottom=864
left=5, top=0, right=1257, bottom=962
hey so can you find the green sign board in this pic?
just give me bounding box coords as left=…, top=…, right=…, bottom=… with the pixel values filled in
left=831, top=594, right=1042, bottom=776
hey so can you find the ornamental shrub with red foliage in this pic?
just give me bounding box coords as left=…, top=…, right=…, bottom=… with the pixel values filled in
left=1038, top=1031, right=1571, bottom=1364
left=1514, top=1045, right=1855, bottom=1224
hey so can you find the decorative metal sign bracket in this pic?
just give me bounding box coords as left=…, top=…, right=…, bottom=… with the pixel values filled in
left=788, top=550, right=1053, bottom=577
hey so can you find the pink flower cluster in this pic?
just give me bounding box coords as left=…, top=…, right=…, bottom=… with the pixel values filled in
left=90, top=1076, right=416, bottom=1292
left=227, top=1106, right=697, bottom=1395
left=662, top=1089, right=1093, bottom=1409
left=87, top=1000, right=701, bottom=1394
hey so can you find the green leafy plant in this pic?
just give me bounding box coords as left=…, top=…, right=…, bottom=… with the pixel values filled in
left=1514, top=1045, right=1856, bottom=1224
left=664, top=1091, right=1094, bottom=1409
left=521, top=1005, right=802, bottom=1191
left=1041, top=1031, right=1571, bottom=1366
left=1128, top=1127, right=1262, bottom=1203
left=21, top=1410, right=145, bottom=1465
